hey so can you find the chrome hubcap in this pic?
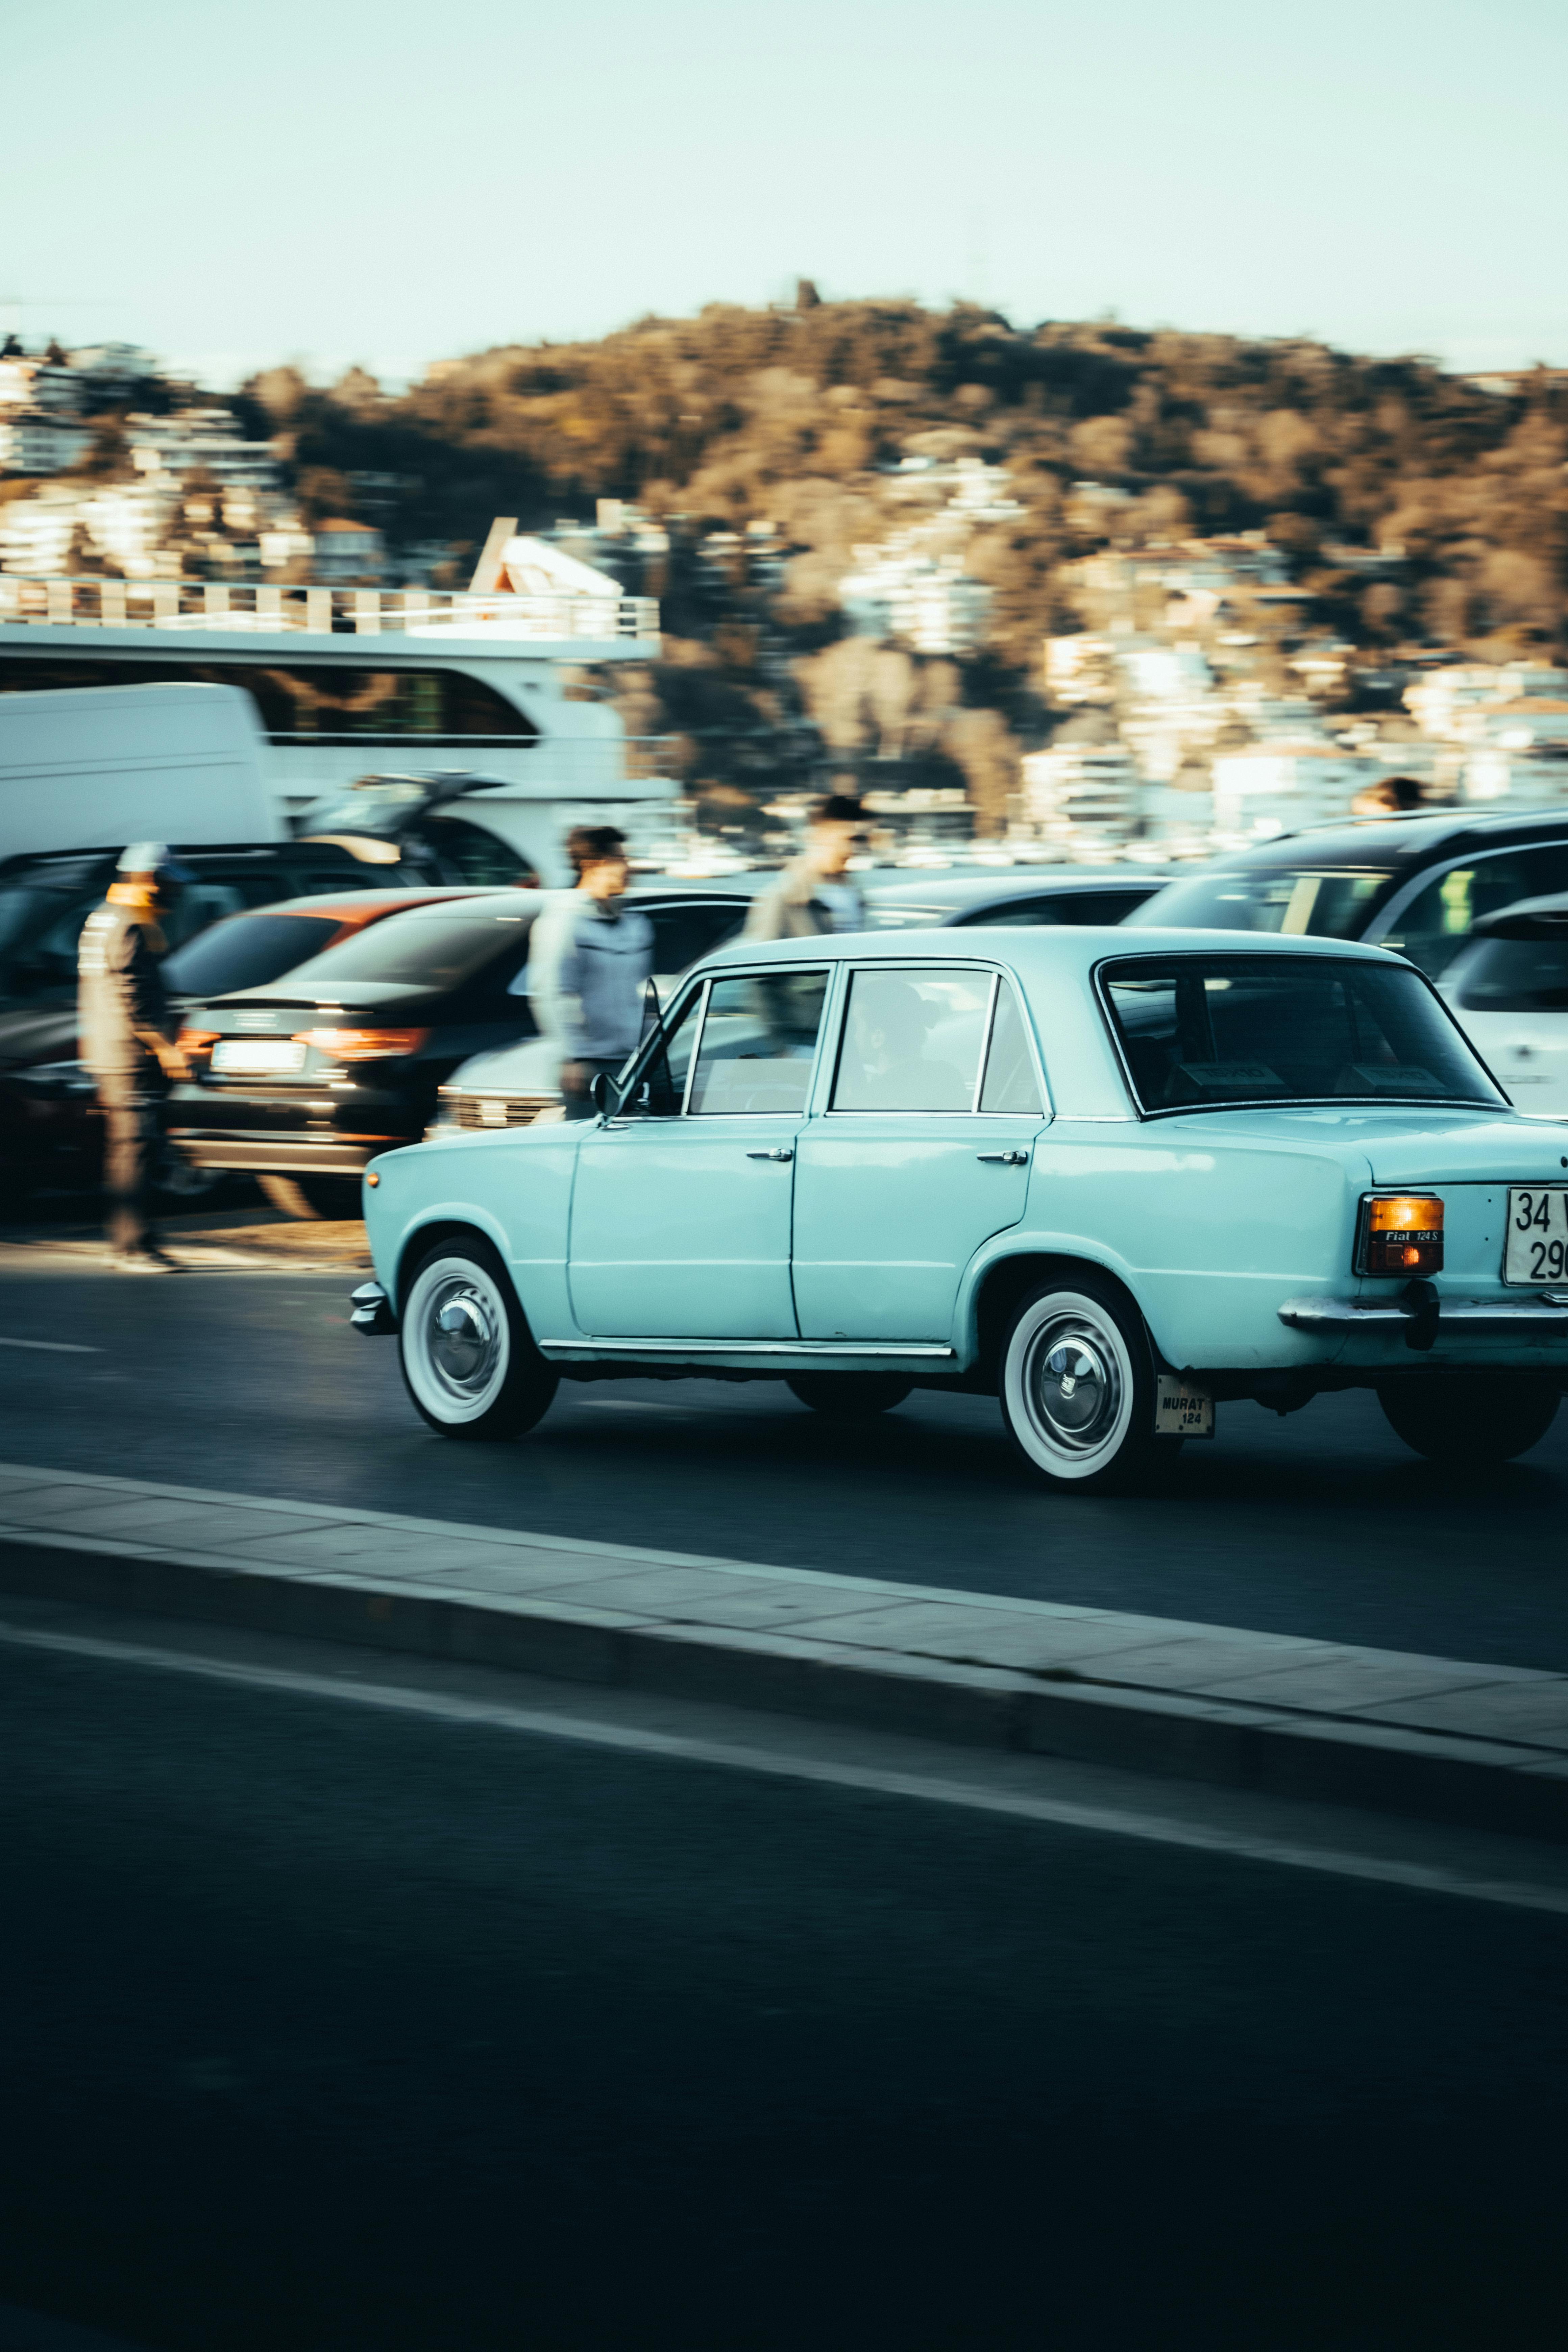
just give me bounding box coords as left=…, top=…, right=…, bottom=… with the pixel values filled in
left=1027, top=1320, right=1123, bottom=1454
left=426, top=1281, right=501, bottom=1398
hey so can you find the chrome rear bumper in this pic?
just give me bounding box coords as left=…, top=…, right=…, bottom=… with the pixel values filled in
left=1279, top=1287, right=1568, bottom=1350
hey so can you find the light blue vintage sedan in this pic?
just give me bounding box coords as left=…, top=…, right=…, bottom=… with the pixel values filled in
left=351, top=927, right=1568, bottom=1490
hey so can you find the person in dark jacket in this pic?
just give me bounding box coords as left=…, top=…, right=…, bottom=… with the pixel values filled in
left=742, top=793, right=870, bottom=941
left=78, top=843, right=192, bottom=1270
left=551, top=826, right=656, bottom=1120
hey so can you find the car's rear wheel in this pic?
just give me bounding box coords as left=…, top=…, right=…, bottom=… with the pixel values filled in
left=786, top=1373, right=912, bottom=1418
left=399, top=1239, right=559, bottom=1441
left=1377, top=1376, right=1560, bottom=1464
left=259, top=1173, right=364, bottom=1220
left=999, top=1275, right=1176, bottom=1493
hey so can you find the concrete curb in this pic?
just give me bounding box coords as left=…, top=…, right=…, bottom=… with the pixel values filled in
left=3, top=1520, right=1567, bottom=1845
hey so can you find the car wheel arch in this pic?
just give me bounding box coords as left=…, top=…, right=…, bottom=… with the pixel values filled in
left=970, top=1250, right=1160, bottom=1385
left=394, top=1218, right=507, bottom=1316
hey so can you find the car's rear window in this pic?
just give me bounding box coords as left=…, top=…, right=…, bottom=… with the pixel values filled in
left=1100, top=954, right=1503, bottom=1113
left=1126, top=866, right=1401, bottom=938
left=286, top=913, right=530, bottom=990
left=164, top=912, right=342, bottom=999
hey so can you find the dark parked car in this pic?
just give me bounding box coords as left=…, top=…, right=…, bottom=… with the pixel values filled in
left=1125, top=807, right=1568, bottom=977
left=173, top=886, right=759, bottom=1196
left=0, top=839, right=369, bottom=1202
left=864, top=870, right=1168, bottom=929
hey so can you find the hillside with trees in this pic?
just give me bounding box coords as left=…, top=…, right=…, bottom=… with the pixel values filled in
left=232, top=298, right=1568, bottom=833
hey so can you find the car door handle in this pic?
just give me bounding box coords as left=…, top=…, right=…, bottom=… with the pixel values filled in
left=746, top=1147, right=794, bottom=1161
left=977, top=1150, right=1029, bottom=1166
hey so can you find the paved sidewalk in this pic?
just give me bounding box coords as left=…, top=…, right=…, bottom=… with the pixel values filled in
left=2, top=1460, right=1567, bottom=1840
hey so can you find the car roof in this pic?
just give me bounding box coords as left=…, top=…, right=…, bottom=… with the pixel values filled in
left=864, top=869, right=1163, bottom=906
left=1192, top=808, right=1568, bottom=873
left=206, top=885, right=493, bottom=926
left=701, top=923, right=1406, bottom=972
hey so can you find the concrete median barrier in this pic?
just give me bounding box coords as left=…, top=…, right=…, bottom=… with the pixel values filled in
left=2, top=1461, right=1567, bottom=1843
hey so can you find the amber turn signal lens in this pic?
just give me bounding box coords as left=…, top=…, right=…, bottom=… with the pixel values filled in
left=294, top=1028, right=429, bottom=1061
left=1361, top=1194, right=1444, bottom=1276
left=176, top=1029, right=219, bottom=1058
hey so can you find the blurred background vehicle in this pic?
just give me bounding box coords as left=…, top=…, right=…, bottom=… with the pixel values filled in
left=0, top=839, right=373, bottom=1203
left=1126, top=809, right=1568, bottom=983
left=295, top=770, right=544, bottom=887
left=862, top=870, right=1167, bottom=929
left=1439, top=892, right=1568, bottom=1117
left=428, top=882, right=762, bottom=1135
left=0, top=682, right=277, bottom=860
left=168, top=892, right=549, bottom=1215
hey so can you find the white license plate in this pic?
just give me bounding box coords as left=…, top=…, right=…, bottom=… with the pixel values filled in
left=211, top=1039, right=306, bottom=1076
left=1156, top=1375, right=1214, bottom=1438
left=1504, top=1188, right=1568, bottom=1286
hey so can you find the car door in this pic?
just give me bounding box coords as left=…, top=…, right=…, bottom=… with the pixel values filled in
left=791, top=963, right=1046, bottom=1343
left=567, top=965, right=831, bottom=1339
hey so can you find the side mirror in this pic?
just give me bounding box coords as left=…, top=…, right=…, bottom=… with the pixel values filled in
left=590, top=1070, right=622, bottom=1118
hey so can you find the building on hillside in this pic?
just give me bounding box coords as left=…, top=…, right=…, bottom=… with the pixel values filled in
left=1210, top=742, right=1377, bottom=840
left=0, top=360, right=83, bottom=414
left=68, top=344, right=155, bottom=399
left=0, top=485, right=86, bottom=573
left=1020, top=743, right=1141, bottom=854
left=839, top=548, right=990, bottom=655
left=126, top=410, right=280, bottom=492
left=0, top=412, right=93, bottom=474
left=307, top=518, right=386, bottom=583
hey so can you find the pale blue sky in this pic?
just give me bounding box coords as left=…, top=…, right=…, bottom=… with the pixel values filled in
left=4, top=0, right=1564, bottom=386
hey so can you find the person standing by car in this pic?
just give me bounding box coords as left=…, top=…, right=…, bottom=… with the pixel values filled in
left=77, top=843, right=191, bottom=1271
left=545, top=826, right=656, bottom=1120
left=744, top=793, right=870, bottom=942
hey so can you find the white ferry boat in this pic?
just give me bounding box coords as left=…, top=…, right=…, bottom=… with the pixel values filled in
left=0, top=544, right=668, bottom=882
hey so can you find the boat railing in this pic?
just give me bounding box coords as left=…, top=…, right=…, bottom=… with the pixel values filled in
left=0, top=574, right=660, bottom=642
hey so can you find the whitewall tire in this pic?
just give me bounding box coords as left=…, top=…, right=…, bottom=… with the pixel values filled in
left=999, top=1278, right=1172, bottom=1493
left=399, top=1240, right=558, bottom=1441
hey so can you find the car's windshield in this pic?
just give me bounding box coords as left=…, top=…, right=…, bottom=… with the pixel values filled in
left=1100, top=953, right=1503, bottom=1113
left=1126, top=865, right=1402, bottom=939
left=286, top=912, right=530, bottom=991
left=164, top=912, right=343, bottom=999
left=1450, top=935, right=1568, bottom=1014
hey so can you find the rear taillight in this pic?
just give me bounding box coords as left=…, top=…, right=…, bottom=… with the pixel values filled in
left=293, top=1027, right=429, bottom=1061
left=1357, top=1194, right=1444, bottom=1276
left=177, top=1029, right=219, bottom=1061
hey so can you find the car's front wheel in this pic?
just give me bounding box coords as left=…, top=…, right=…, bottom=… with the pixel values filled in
left=998, top=1276, right=1174, bottom=1493
left=399, top=1239, right=559, bottom=1441
left=786, top=1373, right=912, bottom=1418
left=1378, top=1376, right=1560, bottom=1465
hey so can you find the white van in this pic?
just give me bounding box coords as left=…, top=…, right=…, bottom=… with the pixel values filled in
left=0, top=682, right=278, bottom=859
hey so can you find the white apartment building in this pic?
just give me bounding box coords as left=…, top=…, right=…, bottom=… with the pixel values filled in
left=0, top=360, right=83, bottom=414
left=1043, top=634, right=1113, bottom=705
left=126, top=410, right=280, bottom=492
left=0, top=485, right=85, bottom=573
left=308, top=519, right=386, bottom=583
left=1210, top=743, right=1374, bottom=840
left=0, top=413, right=93, bottom=474
left=840, top=548, right=990, bottom=656
left=1020, top=743, right=1141, bottom=852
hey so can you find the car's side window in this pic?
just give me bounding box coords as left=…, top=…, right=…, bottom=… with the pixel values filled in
left=687, top=971, right=829, bottom=1116
left=1384, top=846, right=1568, bottom=976
left=832, top=967, right=994, bottom=1112
left=979, top=981, right=1044, bottom=1114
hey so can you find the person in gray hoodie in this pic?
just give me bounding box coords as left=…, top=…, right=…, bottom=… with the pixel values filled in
left=550, top=826, right=656, bottom=1119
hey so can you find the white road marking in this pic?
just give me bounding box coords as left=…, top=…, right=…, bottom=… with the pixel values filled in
left=0, top=1336, right=100, bottom=1354
left=3, top=1616, right=1566, bottom=1919
left=581, top=1398, right=689, bottom=1413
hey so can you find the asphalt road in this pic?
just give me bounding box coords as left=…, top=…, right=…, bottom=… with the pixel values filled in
left=1, top=1253, right=1567, bottom=1671
left=2, top=1624, right=1566, bottom=2352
